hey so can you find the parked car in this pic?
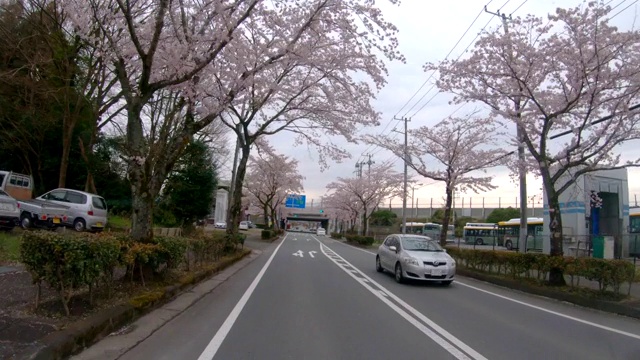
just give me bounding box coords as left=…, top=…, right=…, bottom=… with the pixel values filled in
left=376, top=234, right=456, bottom=285
left=214, top=222, right=226, bottom=229
left=247, top=221, right=256, bottom=228
left=0, top=189, right=20, bottom=230
left=37, top=188, right=108, bottom=232
left=316, top=227, right=326, bottom=236
left=239, top=221, right=249, bottom=230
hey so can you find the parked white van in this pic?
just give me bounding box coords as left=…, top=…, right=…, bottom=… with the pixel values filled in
left=37, top=188, right=108, bottom=232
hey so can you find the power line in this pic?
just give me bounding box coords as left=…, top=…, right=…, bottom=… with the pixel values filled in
left=356, top=1, right=501, bottom=161
left=611, top=0, right=638, bottom=19
left=408, top=0, right=518, bottom=119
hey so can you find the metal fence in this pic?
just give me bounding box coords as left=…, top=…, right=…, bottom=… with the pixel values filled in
left=447, top=234, right=640, bottom=260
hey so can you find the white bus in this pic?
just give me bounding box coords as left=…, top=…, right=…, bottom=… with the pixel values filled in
left=463, top=223, right=498, bottom=245
left=422, top=222, right=455, bottom=241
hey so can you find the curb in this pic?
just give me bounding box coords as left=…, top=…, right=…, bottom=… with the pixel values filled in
left=18, top=249, right=252, bottom=360
left=457, top=268, right=640, bottom=320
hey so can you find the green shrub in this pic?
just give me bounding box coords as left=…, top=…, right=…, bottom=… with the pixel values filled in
left=330, top=232, right=342, bottom=239
left=261, top=230, right=272, bottom=239
left=20, top=231, right=121, bottom=315
left=444, top=246, right=635, bottom=294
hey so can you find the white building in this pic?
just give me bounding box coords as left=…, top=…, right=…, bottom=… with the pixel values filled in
left=542, top=168, right=630, bottom=258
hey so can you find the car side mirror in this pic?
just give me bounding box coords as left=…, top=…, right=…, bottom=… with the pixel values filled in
left=389, top=245, right=397, bottom=252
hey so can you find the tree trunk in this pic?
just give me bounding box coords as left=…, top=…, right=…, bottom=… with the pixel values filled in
left=263, top=205, right=269, bottom=228
left=58, top=122, right=74, bottom=188
left=79, top=130, right=98, bottom=193
left=126, top=100, right=153, bottom=241
left=130, top=177, right=154, bottom=241
left=544, top=178, right=566, bottom=286
left=270, top=208, right=278, bottom=230
left=440, top=184, right=454, bottom=246
left=228, top=144, right=250, bottom=235
left=362, top=204, right=369, bottom=236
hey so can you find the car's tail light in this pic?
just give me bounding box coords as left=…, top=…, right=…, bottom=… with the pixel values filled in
left=41, top=215, right=47, bottom=220
left=16, top=203, right=20, bottom=208
left=88, top=210, right=94, bottom=216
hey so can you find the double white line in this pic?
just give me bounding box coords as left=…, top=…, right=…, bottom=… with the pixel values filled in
left=319, top=241, right=487, bottom=360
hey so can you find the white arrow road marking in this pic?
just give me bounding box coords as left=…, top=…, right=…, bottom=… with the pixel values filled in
left=308, top=251, right=316, bottom=258
left=293, top=250, right=304, bottom=257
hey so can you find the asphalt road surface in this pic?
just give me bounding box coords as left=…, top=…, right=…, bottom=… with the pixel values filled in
left=76, top=232, right=640, bottom=360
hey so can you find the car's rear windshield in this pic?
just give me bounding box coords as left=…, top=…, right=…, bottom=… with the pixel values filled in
left=92, top=196, right=107, bottom=210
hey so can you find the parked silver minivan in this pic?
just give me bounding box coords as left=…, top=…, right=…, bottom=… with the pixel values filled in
left=37, top=188, right=108, bottom=232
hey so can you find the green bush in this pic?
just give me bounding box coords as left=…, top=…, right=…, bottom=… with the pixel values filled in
left=445, top=247, right=636, bottom=294
left=330, top=232, right=342, bottom=239
left=261, top=230, right=272, bottom=239
left=20, top=231, right=121, bottom=315
left=343, top=234, right=375, bottom=246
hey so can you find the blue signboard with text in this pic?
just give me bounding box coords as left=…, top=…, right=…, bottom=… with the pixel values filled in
left=285, top=194, right=306, bottom=208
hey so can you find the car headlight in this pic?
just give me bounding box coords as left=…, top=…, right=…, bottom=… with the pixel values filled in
left=450, top=260, right=456, bottom=267
left=403, top=257, right=420, bottom=266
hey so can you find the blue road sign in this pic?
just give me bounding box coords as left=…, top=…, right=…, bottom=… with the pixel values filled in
left=285, top=194, right=306, bottom=208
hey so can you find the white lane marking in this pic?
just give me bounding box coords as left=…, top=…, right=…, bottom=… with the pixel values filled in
left=318, top=243, right=485, bottom=360
left=336, top=240, right=640, bottom=340
left=318, top=245, right=473, bottom=360
left=198, top=234, right=289, bottom=360
left=455, top=281, right=640, bottom=340
left=293, top=250, right=304, bottom=257
left=308, top=251, right=316, bottom=258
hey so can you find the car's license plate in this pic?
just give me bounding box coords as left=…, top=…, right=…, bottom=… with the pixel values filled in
left=431, top=269, right=443, bottom=276
left=53, top=218, right=61, bottom=224
left=0, top=203, right=12, bottom=211
left=96, top=222, right=103, bottom=227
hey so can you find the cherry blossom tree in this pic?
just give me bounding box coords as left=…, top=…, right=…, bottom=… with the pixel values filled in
left=244, top=143, right=304, bottom=230
left=322, top=190, right=361, bottom=233
left=325, top=163, right=403, bottom=235
left=62, top=0, right=402, bottom=240
left=429, top=3, right=640, bottom=283
left=215, top=1, right=404, bottom=233
left=366, top=114, right=507, bottom=245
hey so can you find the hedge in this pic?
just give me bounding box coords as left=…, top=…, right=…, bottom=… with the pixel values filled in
left=344, top=234, right=375, bottom=246
left=261, top=229, right=284, bottom=240
left=330, top=232, right=342, bottom=239
left=445, top=247, right=636, bottom=294
left=20, top=232, right=121, bottom=315
left=19, top=230, right=246, bottom=316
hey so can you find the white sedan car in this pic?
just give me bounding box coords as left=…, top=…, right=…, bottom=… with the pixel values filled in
left=239, top=221, right=249, bottom=230
left=316, top=227, right=326, bottom=236
left=376, top=234, right=456, bottom=285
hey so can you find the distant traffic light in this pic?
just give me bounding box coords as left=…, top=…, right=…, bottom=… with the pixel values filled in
left=319, top=209, right=324, bottom=213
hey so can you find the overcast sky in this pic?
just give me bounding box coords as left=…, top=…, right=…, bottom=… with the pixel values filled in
left=249, top=0, right=640, bottom=209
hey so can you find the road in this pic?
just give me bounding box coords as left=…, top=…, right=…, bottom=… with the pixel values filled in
left=75, top=232, right=640, bottom=360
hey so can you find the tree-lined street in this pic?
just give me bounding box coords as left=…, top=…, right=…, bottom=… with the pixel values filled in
left=75, top=234, right=640, bottom=360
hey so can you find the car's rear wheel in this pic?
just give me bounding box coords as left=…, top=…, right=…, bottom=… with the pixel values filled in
left=74, top=218, right=86, bottom=232
left=376, top=256, right=383, bottom=272
left=20, top=213, right=32, bottom=229
left=394, top=262, right=404, bottom=283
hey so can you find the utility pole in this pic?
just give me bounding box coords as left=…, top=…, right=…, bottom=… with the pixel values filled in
left=364, top=153, right=375, bottom=177
left=354, top=161, right=364, bottom=178
left=485, top=6, right=528, bottom=253
left=394, top=116, right=410, bottom=234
